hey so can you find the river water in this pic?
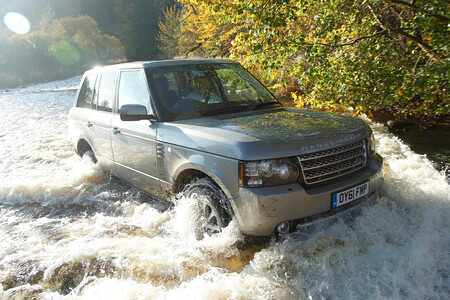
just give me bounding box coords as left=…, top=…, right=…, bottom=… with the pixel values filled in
left=0, top=77, right=448, bottom=299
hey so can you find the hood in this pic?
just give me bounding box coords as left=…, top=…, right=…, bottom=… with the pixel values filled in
left=158, top=108, right=371, bottom=160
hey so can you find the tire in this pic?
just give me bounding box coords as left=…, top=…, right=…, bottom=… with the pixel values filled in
left=183, top=178, right=231, bottom=238
left=83, top=149, right=97, bottom=164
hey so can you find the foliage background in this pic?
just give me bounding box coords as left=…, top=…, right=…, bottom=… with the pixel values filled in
left=158, top=0, right=449, bottom=126
left=0, top=0, right=175, bottom=88
left=0, top=0, right=448, bottom=126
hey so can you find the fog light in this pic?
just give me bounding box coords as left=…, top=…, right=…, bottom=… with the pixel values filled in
left=277, top=222, right=290, bottom=234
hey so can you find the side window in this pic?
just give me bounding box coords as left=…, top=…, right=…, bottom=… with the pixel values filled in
left=97, top=71, right=117, bottom=112
left=118, top=70, right=150, bottom=112
left=76, top=74, right=96, bottom=108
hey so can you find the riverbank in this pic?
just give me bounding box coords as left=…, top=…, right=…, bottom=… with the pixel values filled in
left=0, top=71, right=80, bottom=90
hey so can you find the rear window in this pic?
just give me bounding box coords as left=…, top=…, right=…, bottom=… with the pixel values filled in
left=97, top=71, right=117, bottom=112
left=76, top=74, right=96, bottom=109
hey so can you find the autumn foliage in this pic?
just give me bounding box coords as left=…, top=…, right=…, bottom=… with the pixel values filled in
left=158, top=0, right=449, bottom=126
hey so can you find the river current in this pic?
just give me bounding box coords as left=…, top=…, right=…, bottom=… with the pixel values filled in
left=0, top=77, right=448, bottom=299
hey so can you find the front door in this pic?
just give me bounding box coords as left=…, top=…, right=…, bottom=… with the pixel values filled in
left=110, top=69, right=160, bottom=196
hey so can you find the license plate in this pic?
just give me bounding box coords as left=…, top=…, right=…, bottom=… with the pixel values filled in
left=332, top=181, right=369, bottom=208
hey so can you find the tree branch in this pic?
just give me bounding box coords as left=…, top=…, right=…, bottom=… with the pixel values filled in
left=310, top=31, right=386, bottom=48
left=390, top=28, right=442, bottom=61
left=185, top=38, right=209, bottom=57
left=336, top=31, right=387, bottom=46
left=383, top=0, right=449, bottom=23
left=368, top=2, right=442, bottom=62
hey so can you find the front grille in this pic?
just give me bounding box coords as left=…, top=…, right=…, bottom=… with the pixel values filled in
left=298, top=140, right=367, bottom=185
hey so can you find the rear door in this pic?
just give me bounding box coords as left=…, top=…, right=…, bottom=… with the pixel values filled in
left=88, top=70, right=118, bottom=173
left=110, top=69, right=160, bottom=196
left=69, top=71, right=98, bottom=152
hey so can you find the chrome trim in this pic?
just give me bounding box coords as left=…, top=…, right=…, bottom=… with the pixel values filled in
left=299, top=140, right=364, bottom=160
left=298, top=140, right=368, bottom=185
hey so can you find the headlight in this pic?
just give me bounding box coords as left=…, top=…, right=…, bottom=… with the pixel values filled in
left=368, top=134, right=376, bottom=158
left=239, top=158, right=300, bottom=187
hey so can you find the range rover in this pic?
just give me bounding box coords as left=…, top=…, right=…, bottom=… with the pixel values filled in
left=68, top=59, right=383, bottom=237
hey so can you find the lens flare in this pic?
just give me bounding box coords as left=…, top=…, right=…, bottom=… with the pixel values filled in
left=3, top=11, right=30, bottom=35
left=52, top=41, right=81, bottom=66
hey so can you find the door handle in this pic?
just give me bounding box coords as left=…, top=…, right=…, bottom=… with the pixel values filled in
left=112, top=127, right=121, bottom=134
left=87, top=121, right=93, bottom=128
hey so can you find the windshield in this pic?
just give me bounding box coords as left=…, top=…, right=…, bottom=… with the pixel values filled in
left=146, top=63, right=279, bottom=121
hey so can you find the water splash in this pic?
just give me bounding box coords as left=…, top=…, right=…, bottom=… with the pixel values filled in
left=0, top=78, right=448, bottom=299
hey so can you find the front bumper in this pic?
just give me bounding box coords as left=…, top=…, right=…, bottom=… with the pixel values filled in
left=229, top=154, right=384, bottom=236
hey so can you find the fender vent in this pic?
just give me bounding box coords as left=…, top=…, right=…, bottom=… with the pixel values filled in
left=157, top=143, right=168, bottom=181
left=298, top=140, right=367, bottom=185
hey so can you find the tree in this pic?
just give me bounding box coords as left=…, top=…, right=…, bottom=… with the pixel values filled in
left=115, top=0, right=176, bottom=60
left=176, top=0, right=449, bottom=125
left=158, top=1, right=240, bottom=58
left=157, top=5, right=183, bottom=58
left=48, top=15, right=126, bottom=65
left=0, top=13, right=126, bottom=88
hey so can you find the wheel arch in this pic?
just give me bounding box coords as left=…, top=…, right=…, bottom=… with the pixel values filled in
left=174, top=168, right=235, bottom=220
left=169, top=153, right=239, bottom=199
left=76, top=138, right=95, bottom=158
left=173, top=167, right=230, bottom=198
left=173, top=168, right=209, bottom=194
left=172, top=164, right=235, bottom=211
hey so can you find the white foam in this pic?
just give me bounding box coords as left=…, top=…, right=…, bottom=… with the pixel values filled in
left=0, top=79, right=448, bottom=298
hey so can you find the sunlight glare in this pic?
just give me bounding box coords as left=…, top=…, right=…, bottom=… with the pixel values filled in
left=3, top=11, right=30, bottom=35
left=52, top=40, right=81, bottom=66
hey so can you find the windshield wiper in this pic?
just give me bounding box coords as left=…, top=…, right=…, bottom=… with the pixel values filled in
left=202, top=102, right=280, bottom=117
left=249, top=101, right=281, bottom=111
left=202, top=105, right=251, bottom=116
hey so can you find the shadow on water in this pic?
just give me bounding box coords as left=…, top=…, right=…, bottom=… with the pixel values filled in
left=389, top=125, right=450, bottom=177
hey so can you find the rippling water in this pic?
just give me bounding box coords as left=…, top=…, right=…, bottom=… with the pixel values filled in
left=0, top=78, right=448, bottom=299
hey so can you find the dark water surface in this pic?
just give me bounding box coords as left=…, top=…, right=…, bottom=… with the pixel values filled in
left=390, top=126, right=450, bottom=176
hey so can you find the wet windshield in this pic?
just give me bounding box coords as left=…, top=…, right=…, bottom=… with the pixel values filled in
left=146, top=63, right=279, bottom=121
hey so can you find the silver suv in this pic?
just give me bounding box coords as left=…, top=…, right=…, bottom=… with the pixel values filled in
left=68, top=59, right=383, bottom=237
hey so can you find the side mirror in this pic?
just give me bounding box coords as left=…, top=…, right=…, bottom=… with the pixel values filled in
left=120, top=104, right=155, bottom=121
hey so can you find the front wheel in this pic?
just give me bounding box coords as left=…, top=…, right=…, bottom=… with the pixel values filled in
left=82, top=149, right=97, bottom=164
left=183, top=178, right=231, bottom=238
